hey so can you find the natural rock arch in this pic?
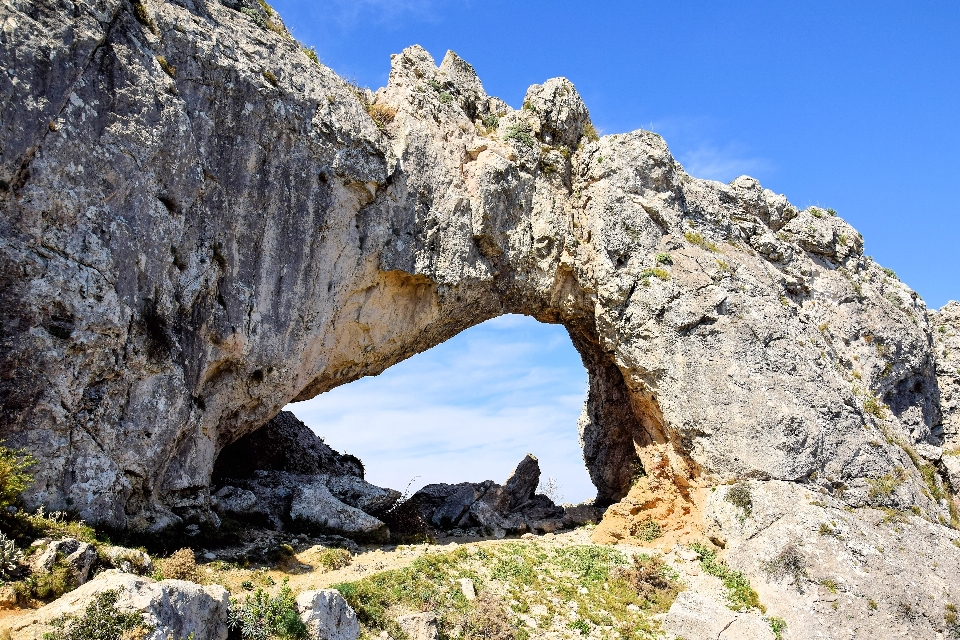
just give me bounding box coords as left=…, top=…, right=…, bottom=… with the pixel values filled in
left=1, top=0, right=953, bottom=535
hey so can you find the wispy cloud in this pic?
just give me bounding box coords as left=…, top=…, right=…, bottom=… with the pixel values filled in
left=678, top=144, right=771, bottom=183
left=287, top=315, right=595, bottom=503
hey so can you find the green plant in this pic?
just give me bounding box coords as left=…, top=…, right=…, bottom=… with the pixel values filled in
left=0, top=531, right=23, bottom=579
left=569, top=618, right=590, bottom=635
left=131, top=0, right=158, bottom=34
left=769, top=616, right=787, bottom=639
left=639, top=267, right=670, bottom=283
left=439, top=91, right=453, bottom=104
left=762, top=543, right=807, bottom=589
left=868, top=598, right=878, bottom=610
left=818, top=522, right=840, bottom=537
left=228, top=581, right=307, bottom=640
left=725, top=483, right=753, bottom=520
left=504, top=123, right=536, bottom=147
left=868, top=468, right=906, bottom=501
left=156, top=55, right=175, bottom=78
left=482, top=113, right=500, bottom=131
left=820, top=578, right=838, bottom=593
left=881, top=266, right=898, bottom=280
left=301, top=45, right=319, bottom=64
left=863, top=394, right=887, bottom=420
left=581, top=121, right=600, bottom=143
left=684, top=230, right=719, bottom=252
left=43, top=589, right=150, bottom=640
left=314, top=546, right=352, bottom=571
left=0, top=444, right=35, bottom=510
left=634, top=516, right=662, bottom=542
left=241, top=580, right=254, bottom=591
left=946, top=603, right=957, bottom=625
left=810, top=207, right=824, bottom=218
left=655, top=252, right=673, bottom=265
left=826, top=208, right=838, bottom=216
left=689, top=543, right=763, bottom=612
left=263, top=70, right=278, bottom=86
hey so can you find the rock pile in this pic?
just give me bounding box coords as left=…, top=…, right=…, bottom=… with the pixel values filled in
left=213, top=412, right=400, bottom=541
left=402, top=454, right=603, bottom=537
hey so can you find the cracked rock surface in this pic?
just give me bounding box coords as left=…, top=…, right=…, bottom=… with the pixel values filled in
left=0, top=0, right=957, bottom=560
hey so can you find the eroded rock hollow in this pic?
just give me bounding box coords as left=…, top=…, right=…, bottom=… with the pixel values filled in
left=1, top=0, right=955, bottom=536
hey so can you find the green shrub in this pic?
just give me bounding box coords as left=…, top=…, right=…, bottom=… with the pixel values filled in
left=569, top=618, right=590, bottom=635
left=315, top=546, right=352, bottom=571
left=690, top=543, right=764, bottom=612
left=863, top=395, right=887, bottom=420
left=263, top=70, right=278, bottom=86
left=655, top=252, right=673, bottom=265
left=634, top=516, right=662, bottom=542
left=762, top=543, right=807, bottom=589
left=301, top=46, right=319, bottom=65
left=639, top=268, right=670, bottom=282
left=482, top=113, right=500, bottom=132
left=725, top=483, right=753, bottom=520
left=881, top=266, right=898, bottom=280
left=769, top=616, right=787, bottom=639
left=42, top=589, right=149, bottom=640
left=228, top=581, right=307, bottom=640
left=504, top=123, right=536, bottom=147
left=0, top=443, right=35, bottom=509
left=684, top=230, right=719, bottom=252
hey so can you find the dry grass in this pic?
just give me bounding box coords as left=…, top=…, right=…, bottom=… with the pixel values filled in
left=159, top=548, right=199, bottom=582
left=366, top=103, right=397, bottom=130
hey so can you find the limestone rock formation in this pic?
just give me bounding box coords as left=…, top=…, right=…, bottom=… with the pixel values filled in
left=0, top=0, right=954, bottom=547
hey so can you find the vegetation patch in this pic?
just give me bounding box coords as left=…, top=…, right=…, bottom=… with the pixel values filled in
left=334, top=541, right=678, bottom=639
left=157, top=547, right=199, bottom=582
left=504, top=123, right=536, bottom=148
left=684, top=230, right=719, bottom=252
left=762, top=543, right=808, bottom=591
left=725, top=483, right=753, bottom=521
left=689, top=543, right=764, bottom=612
left=229, top=580, right=307, bottom=640
left=43, top=589, right=150, bottom=640
left=366, top=103, right=397, bottom=131
left=639, top=267, right=670, bottom=284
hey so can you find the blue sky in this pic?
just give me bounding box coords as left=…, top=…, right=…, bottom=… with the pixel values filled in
left=282, top=1, right=960, bottom=501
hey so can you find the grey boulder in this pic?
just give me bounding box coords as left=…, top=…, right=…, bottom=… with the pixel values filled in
left=290, top=482, right=388, bottom=542
left=296, top=589, right=360, bottom=640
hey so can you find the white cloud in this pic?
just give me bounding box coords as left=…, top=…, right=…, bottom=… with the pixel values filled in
left=679, top=144, right=771, bottom=183
left=286, top=315, right=596, bottom=503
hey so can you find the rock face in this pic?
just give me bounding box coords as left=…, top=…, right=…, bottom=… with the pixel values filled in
left=1, top=571, right=230, bottom=640
left=0, top=0, right=955, bottom=539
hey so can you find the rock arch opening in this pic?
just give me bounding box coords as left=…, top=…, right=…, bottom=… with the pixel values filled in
left=207, top=312, right=672, bottom=540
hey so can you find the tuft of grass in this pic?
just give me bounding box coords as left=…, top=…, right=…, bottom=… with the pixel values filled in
left=581, top=121, right=600, bottom=143
left=655, top=252, right=673, bottom=265
left=881, top=266, right=898, bottom=280
left=43, top=589, right=150, bottom=640
left=690, top=543, right=764, bottom=612
left=725, top=483, right=753, bottom=521
left=826, top=208, right=838, bottom=216
left=158, top=547, right=198, bottom=582
left=863, top=394, right=887, bottom=420
left=639, top=267, right=670, bottom=283
left=684, top=230, right=719, bottom=252
left=314, top=546, right=352, bottom=571
left=131, top=0, right=158, bottom=34
left=156, top=55, right=175, bottom=78
left=867, top=468, right=906, bottom=501
left=819, top=522, right=840, bottom=537
left=366, top=103, right=397, bottom=130
left=263, top=70, right=278, bottom=86
left=301, top=45, right=319, bottom=65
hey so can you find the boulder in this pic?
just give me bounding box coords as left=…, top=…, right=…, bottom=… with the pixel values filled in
left=28, top=538, right=97, bottom=585
left=396, top=612, right=439, bottom=640
left=502, top=454, right=540, bottom=510
left=0, top=571, right=229, bottom=640
left=211, top=485, right=260, bottom=515
left=323, top=475, right=401, bottom=516
left=290, top=482, right=388, bottom=542
left=295, top=589, right=360, bottom=640
left=101, top=545, right=154, bottom=575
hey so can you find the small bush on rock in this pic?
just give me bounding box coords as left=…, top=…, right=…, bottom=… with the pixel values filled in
left=611, top=554, right=679, bottom=608
left=725, top=483, right=753, bottom=521
left=762, top=543, right=807, bottom=590
left=228, top=581, right=307, bottom=640
left=366, top=103, right=397, bottom=130
left=42, top=589, right=150, bottom=640
left=690, top=543, right=764, bottom=612
left=315, top=547, right=352, bottom=571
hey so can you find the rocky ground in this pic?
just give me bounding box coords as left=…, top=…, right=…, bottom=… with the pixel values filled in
left=2, top=478, right=959, bottom=639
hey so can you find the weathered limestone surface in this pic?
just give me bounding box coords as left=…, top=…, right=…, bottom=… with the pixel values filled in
left=0, top=0, right=955, bottom=546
